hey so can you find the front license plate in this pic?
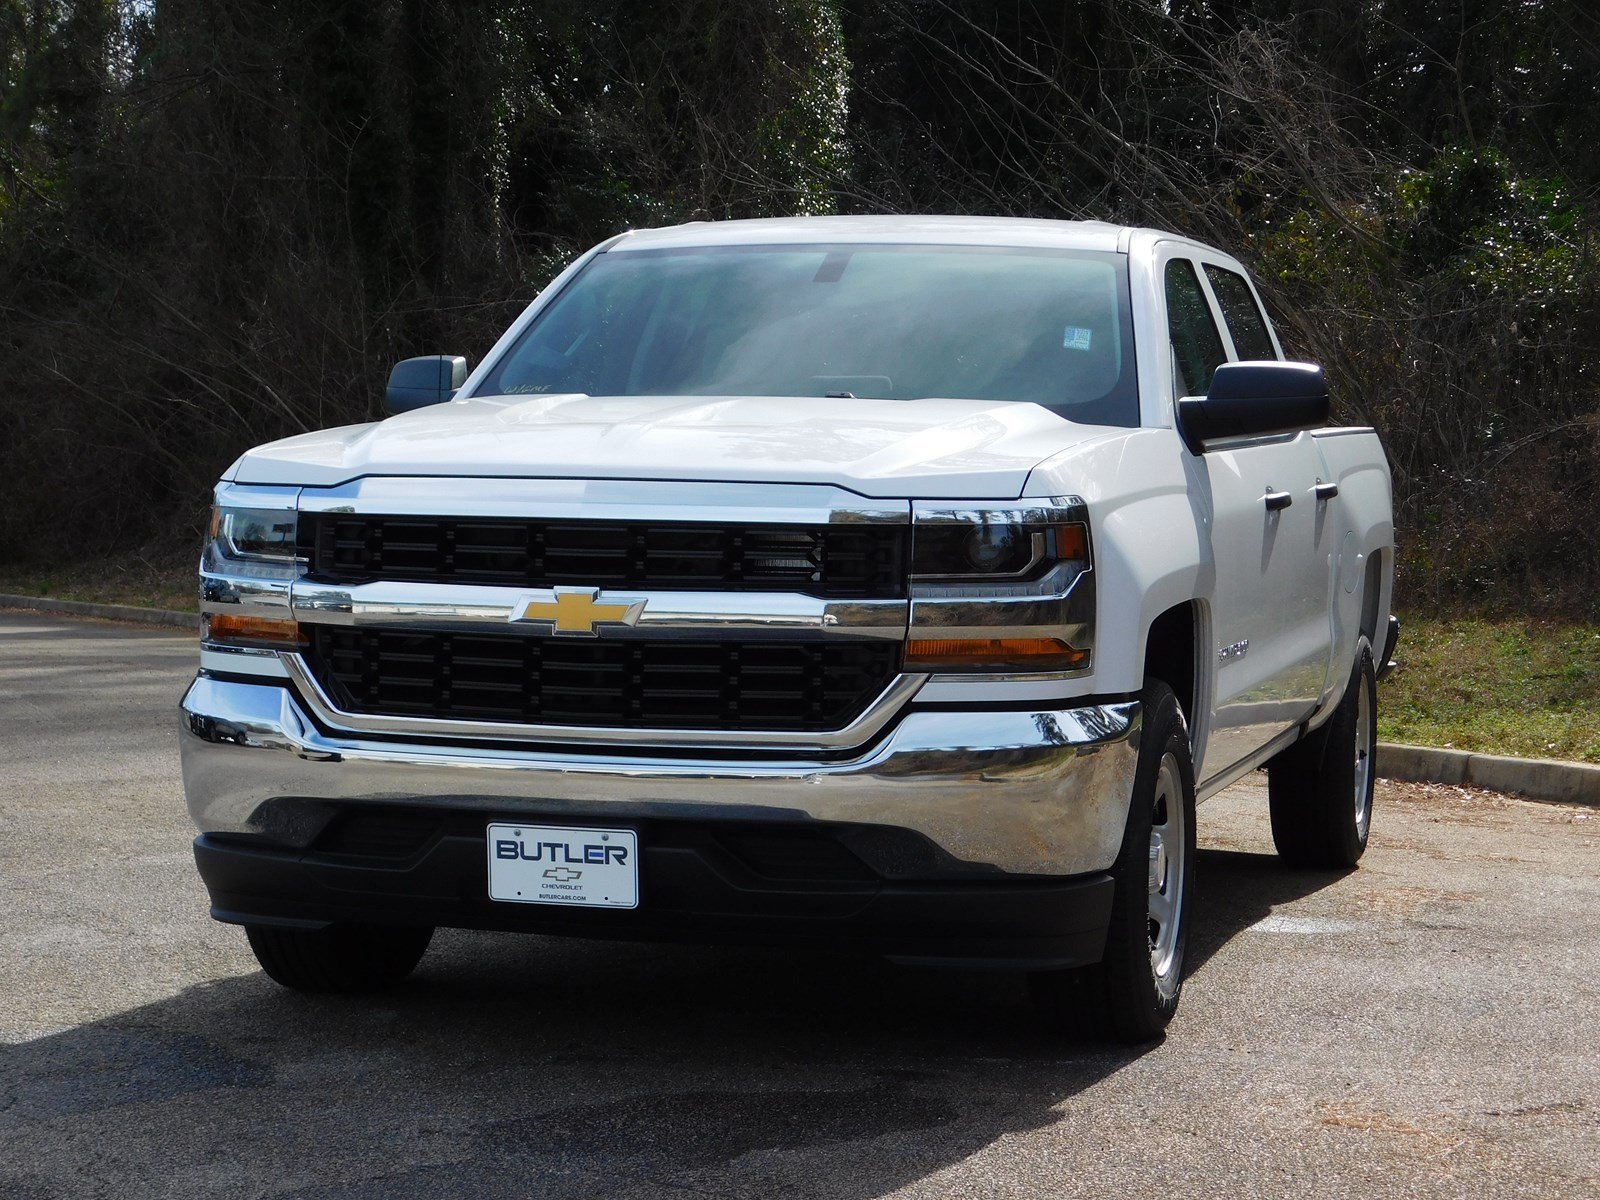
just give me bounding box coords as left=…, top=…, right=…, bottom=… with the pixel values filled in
left=486, top=823, right=639, bottom=909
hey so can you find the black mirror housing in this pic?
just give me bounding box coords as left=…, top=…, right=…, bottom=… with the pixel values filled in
left=386, top=355, right=468, bottom=414
left=1177, top=361, right=1329, bottom=454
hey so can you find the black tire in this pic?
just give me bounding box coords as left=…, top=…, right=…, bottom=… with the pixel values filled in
left=1267, top=637, right=1377, bottom=869
left=1032, top=679, right=1196, bottom=1044
left=245, top=923, right=434, bottom=993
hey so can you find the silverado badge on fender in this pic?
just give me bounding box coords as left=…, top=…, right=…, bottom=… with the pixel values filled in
left=510, top=587, right=647, bottom=636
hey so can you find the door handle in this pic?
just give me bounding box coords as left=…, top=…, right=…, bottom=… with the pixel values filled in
left=1313, top=481, right=1339, bottom=501
left=1262, top=488, right=1293, bottom=511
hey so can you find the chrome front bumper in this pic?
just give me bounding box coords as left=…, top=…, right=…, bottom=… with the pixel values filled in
left=180, top=676, right=1141, bottom=877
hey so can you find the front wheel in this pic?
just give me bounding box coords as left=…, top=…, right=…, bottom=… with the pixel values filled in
left=1032, top=679, right=1196, bottom=1043
left=1267, top=637, right=1377, bottom=868
left=245, top=922, right=434, bottom=993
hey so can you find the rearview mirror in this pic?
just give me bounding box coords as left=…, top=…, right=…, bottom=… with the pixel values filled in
left=386, top=355, right=468, bottom=414
left=1177, top=361, right=1329, bottom=454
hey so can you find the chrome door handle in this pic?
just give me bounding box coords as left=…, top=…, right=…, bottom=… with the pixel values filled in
left=1263, top=488, right=1293, bottom=511
left=1313, top=482, right=1340, bottom=501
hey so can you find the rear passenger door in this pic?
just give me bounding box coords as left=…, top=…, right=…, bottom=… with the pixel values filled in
left=1162, top=251, right=1335, bottom=785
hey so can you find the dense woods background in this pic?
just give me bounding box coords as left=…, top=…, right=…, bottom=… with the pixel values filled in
left=2, top=0, right=1597, bottom=612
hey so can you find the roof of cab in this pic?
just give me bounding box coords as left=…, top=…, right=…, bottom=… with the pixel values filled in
left=609, top=214, right=1133, bottom=253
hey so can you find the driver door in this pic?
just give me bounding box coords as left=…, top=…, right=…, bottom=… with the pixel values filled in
left=1162, top=252, right=1335, bottom=784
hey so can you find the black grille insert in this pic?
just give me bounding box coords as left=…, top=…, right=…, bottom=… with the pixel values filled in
left=307, top=627, right=901, bottom=732
left=302, top=515, right=907, bottom=599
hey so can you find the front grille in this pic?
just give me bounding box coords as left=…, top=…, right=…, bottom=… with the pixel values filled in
left=306, top=627, right=901, bottom=731
left=301, top=514, right=907, bottom=599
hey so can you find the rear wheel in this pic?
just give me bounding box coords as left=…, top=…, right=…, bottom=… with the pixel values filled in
left=1267, top=638, right=1377, bottom=868
left=1032, top=679, right=1196, bottom=1043
left=245, top=922, right=434, bottom=992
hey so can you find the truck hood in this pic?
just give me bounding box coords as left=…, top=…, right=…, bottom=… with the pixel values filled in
left=228, top=393, right=1123, bottom=498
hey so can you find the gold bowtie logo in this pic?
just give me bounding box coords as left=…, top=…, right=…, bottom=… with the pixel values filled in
left=511, top=587, right=647, bottom=637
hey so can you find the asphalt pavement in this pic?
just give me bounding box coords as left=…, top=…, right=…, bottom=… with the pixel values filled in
left=1, top=611, right=1597, bottom=1199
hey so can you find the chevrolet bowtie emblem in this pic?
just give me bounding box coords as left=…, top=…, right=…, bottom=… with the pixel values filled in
left=543, top=867, right=583, bottom=882
left=511, top=587, right=647, bottom=637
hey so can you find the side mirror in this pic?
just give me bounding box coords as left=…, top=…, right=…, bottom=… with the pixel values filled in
left=1176, top=361, right=1329, bottom=455
left=386, top=355, right=468, bottom=414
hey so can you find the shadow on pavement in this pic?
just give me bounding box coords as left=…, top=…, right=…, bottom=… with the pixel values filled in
left=1188, top=847, right=1351, bottom=974
left=0, top=847, right=1341, bottom=1199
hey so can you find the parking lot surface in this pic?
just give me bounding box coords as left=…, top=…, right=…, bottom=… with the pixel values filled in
left=2, top=611, right=1597, bottom=1198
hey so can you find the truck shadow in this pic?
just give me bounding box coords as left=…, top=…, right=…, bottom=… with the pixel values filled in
left=0, top=847, right=1342, bottom=1199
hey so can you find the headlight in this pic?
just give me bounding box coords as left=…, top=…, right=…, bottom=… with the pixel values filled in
left=203, top=506, right=303, bottom=582
left=910, top=507, right=1089, bottom=584
left=201, top=503, right=304, bottom=649
left=906, top=498, right=1093, bottom=673
left=209, top=507, right=300, bottom=563
left=912, top=515, right=1035, bottom=576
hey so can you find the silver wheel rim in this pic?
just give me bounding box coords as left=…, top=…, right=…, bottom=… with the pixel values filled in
left=1148, top=752, right=1186, bottom=997
left=1354, top=674, right=1373, bottom=840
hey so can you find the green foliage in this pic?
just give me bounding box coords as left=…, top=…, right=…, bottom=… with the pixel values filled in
left=1245, top=135, right=1600, bottom=613
left=1394, top=147, right=1592, bottom=296
left=0, top=0, right=1596, bottom=617
left=0, top=0, right=857, bottom=559
left=1380, top=613, right=1600, bottom=763
left=758, top=0, right=851, bottom=215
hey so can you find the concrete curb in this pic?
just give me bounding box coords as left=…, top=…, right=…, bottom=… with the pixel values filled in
left=0, top=593, right=199, bottom=630
left=1378, top=742, right=1600, bottom=808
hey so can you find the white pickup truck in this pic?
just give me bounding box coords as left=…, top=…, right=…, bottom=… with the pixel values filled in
left=182, top=216, right=1396, bottom=1042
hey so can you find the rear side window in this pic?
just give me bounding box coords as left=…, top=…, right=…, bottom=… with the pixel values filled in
left=1204, top=265, right=1278, bottom=361
left=1165, top=259, right=1226, bottom=397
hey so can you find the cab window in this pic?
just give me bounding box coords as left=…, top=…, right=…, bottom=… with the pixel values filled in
left=1204, top=265, right=1278, bottom=361
left=1164, top=259, right=1226, bottom=397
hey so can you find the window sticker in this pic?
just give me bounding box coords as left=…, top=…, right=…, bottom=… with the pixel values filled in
left=1063, top=326, right=1093, bottom=351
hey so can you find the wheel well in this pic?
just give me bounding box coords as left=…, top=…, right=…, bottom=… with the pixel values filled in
left=1359, top=551, right=1385, bottom=643
left=1144, top=602, right=1199, bottom=728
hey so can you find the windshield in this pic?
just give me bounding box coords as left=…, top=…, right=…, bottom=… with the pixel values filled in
left=477, top=243, right=1138, bottom=426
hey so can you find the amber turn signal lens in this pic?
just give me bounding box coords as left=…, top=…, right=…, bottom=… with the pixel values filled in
left=904, top=636, right=1088, bottom=671
left=203, top=613, right=306, bottom=649
left=1053, top=521, right=1089, bottom=563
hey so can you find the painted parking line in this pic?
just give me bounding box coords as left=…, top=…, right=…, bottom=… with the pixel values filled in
left=1247, top=914, right=1362, bottom=934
